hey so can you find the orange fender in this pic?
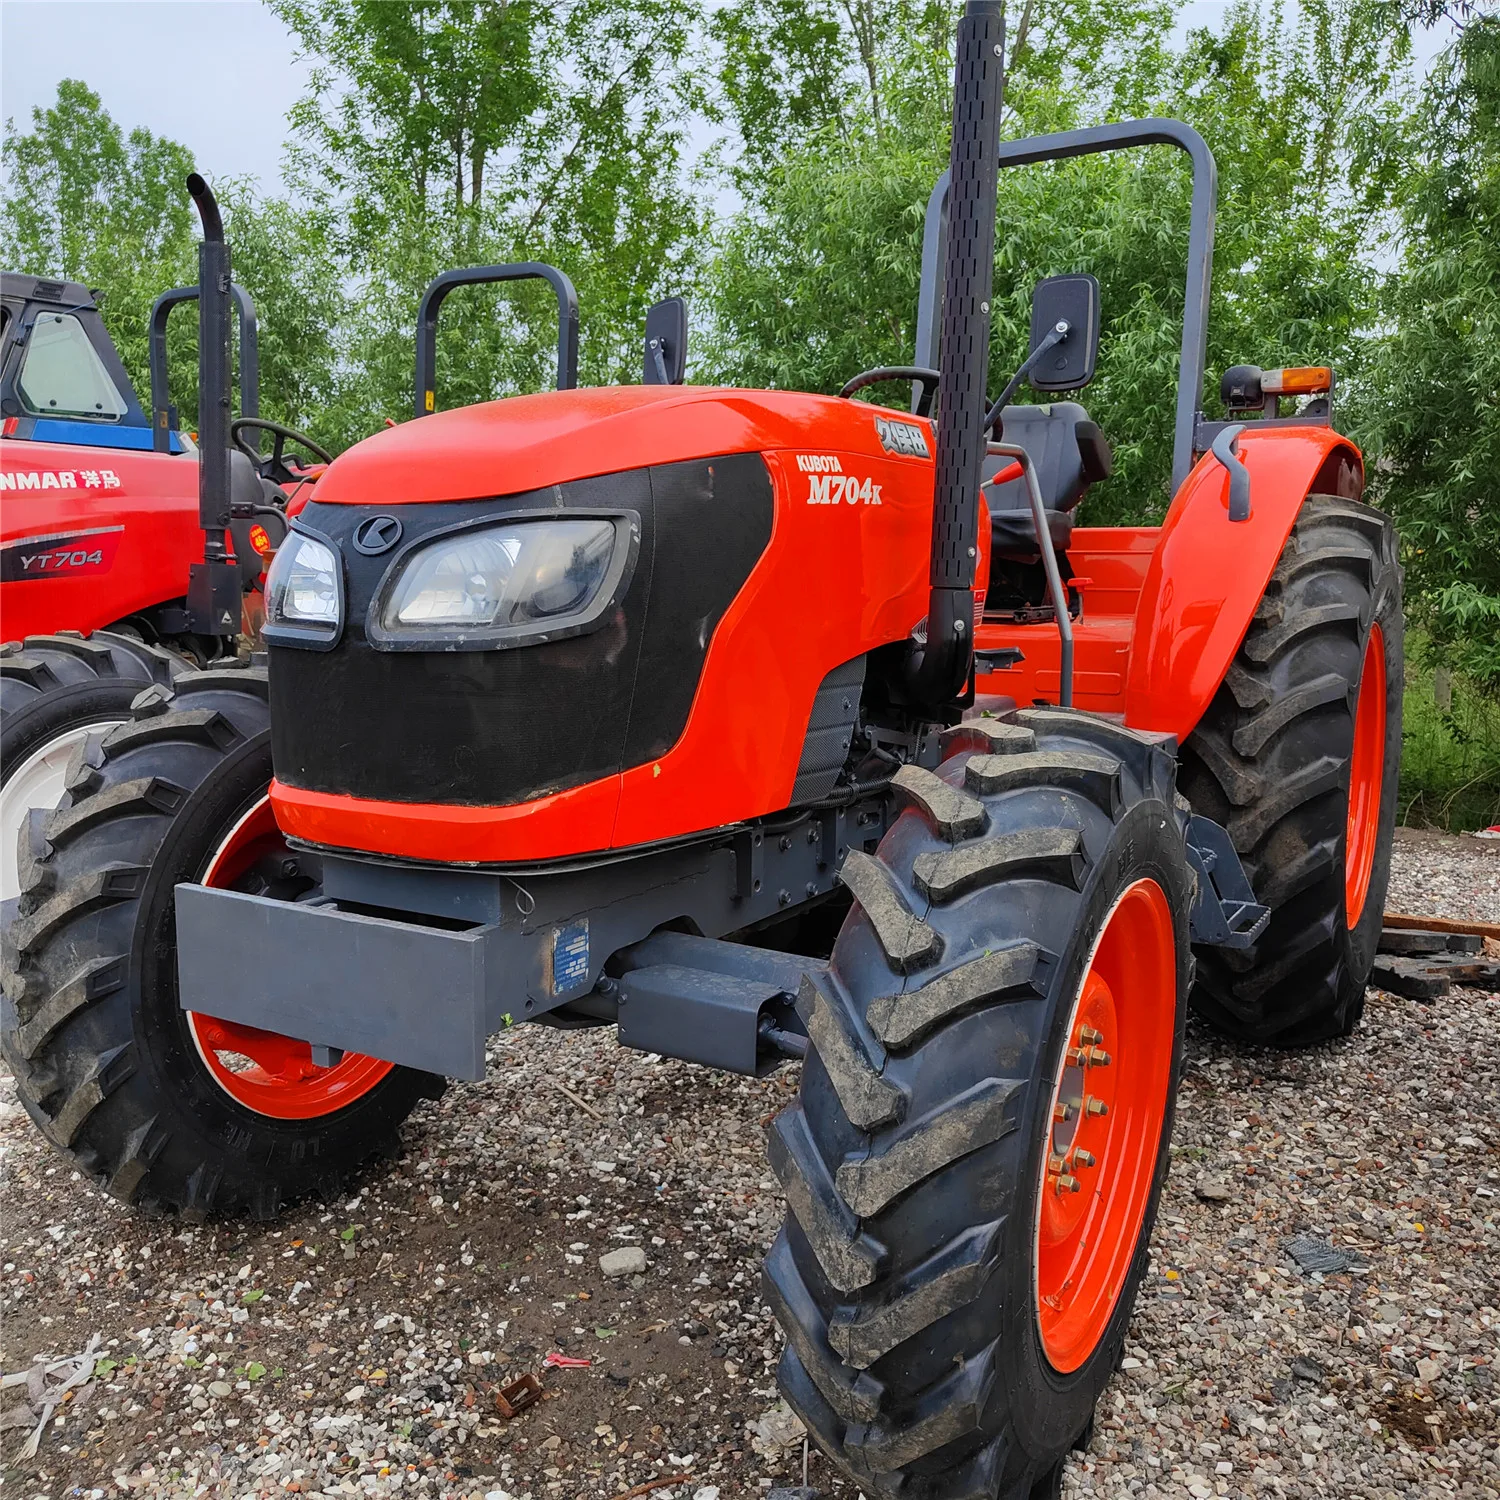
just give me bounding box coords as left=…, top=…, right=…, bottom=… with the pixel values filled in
left=1123, top=427, right=1363, bottom=742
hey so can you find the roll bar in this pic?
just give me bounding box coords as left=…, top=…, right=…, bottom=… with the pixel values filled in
left=913, top=118, right=1218, bottom=495
left=148, top=281, right=260, bottom=452
left=414, top=263, right=579, bottom=419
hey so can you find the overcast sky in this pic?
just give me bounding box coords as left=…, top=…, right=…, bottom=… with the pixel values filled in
left=2, top=1, right=305, bottom=187
left=1, top=1, right=1458, bottom=196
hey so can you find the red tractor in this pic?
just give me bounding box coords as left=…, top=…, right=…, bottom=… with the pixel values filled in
left=2, top=7, right=1399, bottom=1496
left=0, top=199, right=332, bottom=901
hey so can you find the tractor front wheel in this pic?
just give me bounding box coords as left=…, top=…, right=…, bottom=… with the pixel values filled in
left=1, top=631, right=182, bottom=904
left=1180, top=495, right=1403, bottom=1045
left=765, top=711, right=1192, bottom=1499
left=0, top=661, right=442, bottom=1218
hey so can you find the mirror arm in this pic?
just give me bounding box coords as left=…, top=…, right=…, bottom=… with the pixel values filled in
left=984, top=320, right=1068, bottom=432
left=647, top=336, right=671, bottom=386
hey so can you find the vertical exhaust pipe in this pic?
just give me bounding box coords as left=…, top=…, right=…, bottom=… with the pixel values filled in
left=184, top=173, right=242, bottom=639
left=903, top=0, right=1004, bottom=709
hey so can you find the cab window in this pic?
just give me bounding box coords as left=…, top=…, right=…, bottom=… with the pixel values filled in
left=18, top=312, right=127, bottom=420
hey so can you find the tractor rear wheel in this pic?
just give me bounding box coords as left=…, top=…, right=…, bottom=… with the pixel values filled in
left=0, top=661, right=442, bottom=1218
left=1179, top=495, right=1402, bottom=1045
left=765, top=711, right=1191, bottom=1499
left=1, top=631, right=182, bottom=904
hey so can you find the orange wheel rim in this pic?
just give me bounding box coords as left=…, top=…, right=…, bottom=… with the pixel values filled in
left=185, top=796, right=393, bottom=1119
left=1035, top=878, right=1176, bottom=1373
left=1345, top=624, right=1386, bottom=928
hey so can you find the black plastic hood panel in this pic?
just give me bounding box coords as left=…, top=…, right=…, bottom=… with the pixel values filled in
left=268, top=454, right=773, bottom=808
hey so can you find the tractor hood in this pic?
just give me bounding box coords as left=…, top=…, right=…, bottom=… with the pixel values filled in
left=264, top=380, right=945, bottom=860
left=315, top=385, right=923, bottom=505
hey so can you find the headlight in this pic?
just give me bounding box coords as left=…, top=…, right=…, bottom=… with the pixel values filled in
left=263, top=529, right=343, bottom=648
left=369, top=513, right=637, bottom=651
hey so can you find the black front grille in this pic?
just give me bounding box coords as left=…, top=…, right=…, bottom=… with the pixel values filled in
left=269, top=454, right=773, bottom=808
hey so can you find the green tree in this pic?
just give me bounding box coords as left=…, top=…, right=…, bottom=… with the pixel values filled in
left=271, top=0, right=706, bottom=443
left=1358, top=15, right=1500, bottom=691
left=706, top=0, right=1409, bottom=522
left=2, top=81, right=344, bottom=446
left=1, top=78, right=197, bottom=401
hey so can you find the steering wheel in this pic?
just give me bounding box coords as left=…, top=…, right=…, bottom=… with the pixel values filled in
left=231, top=418, right=334, bottom=488
left=838, top=366, right=941, bottom=418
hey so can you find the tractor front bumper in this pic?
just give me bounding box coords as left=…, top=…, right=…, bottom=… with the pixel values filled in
left=174, top=805, right=871, bottom=1080
left=175, top=879, right=512, bottom=1080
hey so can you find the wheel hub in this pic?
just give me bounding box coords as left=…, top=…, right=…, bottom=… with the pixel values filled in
left=1043, top=979, right=1115, bottom=1233
left=1035, top=878, right=1176, bottom=1373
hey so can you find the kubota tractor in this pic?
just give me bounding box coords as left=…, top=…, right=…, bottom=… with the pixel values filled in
left=1, top=7, right=1400, bottom=1496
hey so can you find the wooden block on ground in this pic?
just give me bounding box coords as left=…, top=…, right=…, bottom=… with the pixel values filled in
left=1435, top=955, right=1500, bottom=988
left=1383, top=911, right=1500, bottom=942
left=1372, top=952, right=1500, bottom=999
left=1379, top=929, right=1452, bottom=956
left=1443, top=933, right=1485, bottom=954
left=1371, top=957, right=1451, bottom=1000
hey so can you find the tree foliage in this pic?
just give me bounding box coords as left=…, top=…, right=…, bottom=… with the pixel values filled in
left=0, top=81, right=345, bottom=441
left=1, top=78, right=197, bottom=396
left=706, top=0, right=1409, bottom=521
left=1356, top=14, right=1500, bottom=691
left=268, top=0, right=706, bottom=446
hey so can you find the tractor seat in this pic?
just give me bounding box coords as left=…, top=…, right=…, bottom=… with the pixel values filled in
left=985, top=401, right=1112, bottom=559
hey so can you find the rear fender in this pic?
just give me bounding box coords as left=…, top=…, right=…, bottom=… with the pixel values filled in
left=1123, top=427, right=1362, bottom=741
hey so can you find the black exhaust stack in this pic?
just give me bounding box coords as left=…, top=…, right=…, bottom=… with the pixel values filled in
left=184, top=172, right=242, bottom=640
left=903, top=0, right=1004, bottom=710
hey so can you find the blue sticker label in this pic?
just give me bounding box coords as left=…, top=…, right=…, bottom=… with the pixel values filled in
left=554, top=920, right=590, bottom=992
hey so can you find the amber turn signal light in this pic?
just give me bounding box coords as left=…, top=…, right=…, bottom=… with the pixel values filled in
left=1261, top=366, right=1333, bottom=395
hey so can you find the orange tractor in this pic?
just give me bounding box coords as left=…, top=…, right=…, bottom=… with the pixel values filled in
left=2, top=6, right=1399, bottom=1495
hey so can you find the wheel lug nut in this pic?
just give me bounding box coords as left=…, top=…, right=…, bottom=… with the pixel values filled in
left=1066, top=1047, right=1085, bottom=1067
left=1073, top=1149, right=1097, bottom=1168
left=1054, top=1101, right=1074, bottom=1122
left=1055, top=1174, right=1082, bottom=1195
left=1086, top=1047, right=1112, bottom=1067
left=1079, top=1026, right=1103, bottom=1045
left=1047, top=1153, right=1066, bottom=1174
left=1084, top=1096, right=1109, bottom=1117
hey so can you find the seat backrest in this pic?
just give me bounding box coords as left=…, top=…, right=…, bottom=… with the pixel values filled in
left=983, top=401, right=1111, bottom=514
left=228, top=448, right=288, bottom=585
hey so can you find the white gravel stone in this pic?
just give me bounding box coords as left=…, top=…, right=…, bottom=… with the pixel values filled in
left=599, top=1245, right=648, bottom=1277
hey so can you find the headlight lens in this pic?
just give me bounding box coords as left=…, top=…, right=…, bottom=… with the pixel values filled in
left=380, top=517, right=620, bottom=636
left=264, top=530, right=342, bottom=644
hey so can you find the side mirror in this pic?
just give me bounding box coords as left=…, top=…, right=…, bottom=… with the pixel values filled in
left=1028, top=273, right=1100, bottom=393
left=643, top=296, right=688, bottom=385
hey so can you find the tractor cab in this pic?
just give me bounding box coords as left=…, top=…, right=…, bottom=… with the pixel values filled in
left=0, top=273, right=165, bottom=451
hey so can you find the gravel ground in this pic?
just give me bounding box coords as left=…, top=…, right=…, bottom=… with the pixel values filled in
left=2, top=832, right=1496, bottom=1500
